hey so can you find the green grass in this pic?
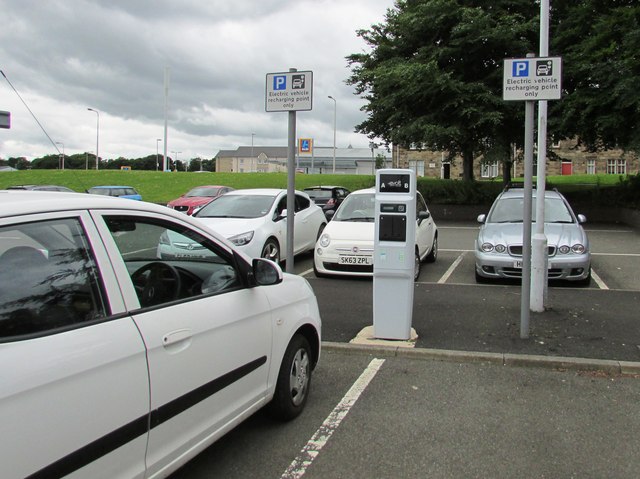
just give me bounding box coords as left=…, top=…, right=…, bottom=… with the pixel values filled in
left=0, top=169, right=633, bottom=204
left=0, top=170, right=378, bottom=203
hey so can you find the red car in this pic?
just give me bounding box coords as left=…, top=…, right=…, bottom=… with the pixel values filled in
left=167, top=185, right=234, bottom=215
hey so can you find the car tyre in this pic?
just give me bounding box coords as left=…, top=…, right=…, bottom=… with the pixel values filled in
left=268, top=334, right=312, bottom=421
left=414, top=250, right=421, bottom=281
left=426, top=235, right=438, bottom=263
left=261, top=238, right=280, bottom=263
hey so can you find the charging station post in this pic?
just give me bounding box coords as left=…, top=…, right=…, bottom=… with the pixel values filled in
left=373, top=169, right=416, bottom=340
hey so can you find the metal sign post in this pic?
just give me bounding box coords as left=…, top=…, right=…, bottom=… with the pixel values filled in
left=503, top=53, right=562, bottom=339
left=266, top=68, right=313, bottom=272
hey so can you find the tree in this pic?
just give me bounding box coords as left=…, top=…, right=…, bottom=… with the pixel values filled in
left=347, top=0, right=538, bottom=180
left=548, top=0, right=640, bottom=153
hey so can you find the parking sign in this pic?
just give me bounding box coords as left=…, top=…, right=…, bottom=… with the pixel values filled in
left=265, top=71, right=313, bottom=112
left=503, top=57, right=562, bottom=101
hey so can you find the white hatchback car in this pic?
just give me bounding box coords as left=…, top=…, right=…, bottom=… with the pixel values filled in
left=0, top=191, right=321, bottom=479
left=193, top=188, right=327, bottom=262
left=314, top=188, right=438, bottom=279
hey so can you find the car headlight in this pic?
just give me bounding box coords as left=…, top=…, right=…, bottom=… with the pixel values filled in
left=572, top=244, right=586, bottom=254
left=495, top=244, right=506, bottom=253
left=558, top=245, right=570, bottom=254
left=229, top=231, right=254, bottom=246
left=319, top=233, right=331, bottom=248
left=481, top=242, right=494, bottom=252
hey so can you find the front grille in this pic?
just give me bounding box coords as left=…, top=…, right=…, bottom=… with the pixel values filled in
left=323, top=262, right=373, bottom=273
left=501, top=267, right=563, bottom=279
left=508, top=245, right=556, bottom=257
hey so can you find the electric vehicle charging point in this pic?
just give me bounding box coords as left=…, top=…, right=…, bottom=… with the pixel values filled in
left=373, top=169, right=417, bottom=340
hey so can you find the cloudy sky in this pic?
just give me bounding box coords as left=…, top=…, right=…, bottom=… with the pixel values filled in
left=0, top=0, right=395, bottom=162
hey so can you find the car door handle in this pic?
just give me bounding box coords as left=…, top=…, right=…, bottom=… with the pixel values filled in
left=162, top=329, right=192, bottom=350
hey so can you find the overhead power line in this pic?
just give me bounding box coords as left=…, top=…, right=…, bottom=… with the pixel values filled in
left=1, top=70, right=60, bottom=154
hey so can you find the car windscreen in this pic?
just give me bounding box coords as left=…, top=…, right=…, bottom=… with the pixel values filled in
left=333, top=193, right=375, bottom=222
left=195, top=194, right=276, bottom=219
left=305, top=190, right=332, bottom=200
left=487, top=197, right=574, bottom=223
left=186, top=187, right=220, bottom=197
left=87, top=188, right=110, bottom=196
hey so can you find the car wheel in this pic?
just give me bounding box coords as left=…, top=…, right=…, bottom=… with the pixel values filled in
left=426, top=235, right=438, bottom=263
left=261, top=238, right=280, bottom=263
left=414, top=249, right=421, bottom=281
left=268, top=334, right=312, bottom=421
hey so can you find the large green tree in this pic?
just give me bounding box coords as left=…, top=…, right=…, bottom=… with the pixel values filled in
left=549, top=0, right=640, bottom=153
left=347, top=0, right=538, bottom=180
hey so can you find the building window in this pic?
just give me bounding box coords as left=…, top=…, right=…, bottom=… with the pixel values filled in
left=408, top=160, right=425, bottom=177
left=607, top=159, right=626, bottom=174
left=587, top=158, right=596, bottom=175
left=481, top=161, right=499, bottom=178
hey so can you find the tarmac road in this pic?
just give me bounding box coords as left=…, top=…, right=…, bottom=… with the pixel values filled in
left=172, top=221, right=640, bottom=479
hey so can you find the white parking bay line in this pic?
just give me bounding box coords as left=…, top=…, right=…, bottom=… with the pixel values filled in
left=281, top=358, right=386, bottom=479
left=437, top=252, right=466, bottom=284
left=591, top=268, right=609, bottom=290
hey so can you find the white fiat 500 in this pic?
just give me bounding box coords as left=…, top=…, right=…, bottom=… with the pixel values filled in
left=314, top=188, right=438, bottom=279
left=0, top=191, right=321, bottom=479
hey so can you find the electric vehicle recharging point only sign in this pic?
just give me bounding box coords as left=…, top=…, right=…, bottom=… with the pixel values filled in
left=373, top=169, right=416, bottom=340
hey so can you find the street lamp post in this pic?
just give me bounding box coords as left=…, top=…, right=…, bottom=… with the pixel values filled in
left=156, top=138, right=162, bottom=171
left=87, top=108, right=99, bottom=170
left=369, top=141, right=377, bottom=175
left=55, top=141, right=64, bottom=170
left=328, top=96, right=336, bottom=174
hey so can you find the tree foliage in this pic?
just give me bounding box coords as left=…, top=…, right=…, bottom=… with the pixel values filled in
left=347, top=0, right=640, bottom=179
left=549, top=0, right=640, bottom=153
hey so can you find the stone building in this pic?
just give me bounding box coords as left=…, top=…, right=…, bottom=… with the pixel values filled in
left=393, top=139, right=639, bottom=179
left=215, top=145, right=392, bottom=174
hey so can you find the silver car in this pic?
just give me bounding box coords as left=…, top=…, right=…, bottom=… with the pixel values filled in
left=475, top=188, right=591, bottom=285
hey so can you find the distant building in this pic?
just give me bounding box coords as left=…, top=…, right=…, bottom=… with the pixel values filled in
left=215, top=145, right=391, bottom=175
left=394, top=139, right=639, bottom=179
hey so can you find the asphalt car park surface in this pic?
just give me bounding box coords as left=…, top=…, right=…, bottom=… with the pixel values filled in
left=174, top=220, right=640, bottom=479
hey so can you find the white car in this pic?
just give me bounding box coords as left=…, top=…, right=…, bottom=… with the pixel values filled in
left=193, top=188, right=327, bottom=262
left=0, top=190, right=321, bottom=479
left=314, top=188, right=438, bottom=279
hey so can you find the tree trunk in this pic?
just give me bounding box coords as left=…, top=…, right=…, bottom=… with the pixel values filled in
left=462, top=148, right=474, bottom=181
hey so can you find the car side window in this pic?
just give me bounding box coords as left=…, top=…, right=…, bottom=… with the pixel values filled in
left=103, top=216, right=242, bottom=308
left=295, top=194, right=310, bottom=212
left=416, top=193, right=428, bottom=217
left=0, top=218, right=109, bottom=340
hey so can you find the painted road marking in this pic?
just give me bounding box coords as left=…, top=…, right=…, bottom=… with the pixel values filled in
left=281, top=358, right=386, bottom=479
left=438, top=252, right=466, bottom=284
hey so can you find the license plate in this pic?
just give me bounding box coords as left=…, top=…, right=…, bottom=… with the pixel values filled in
left=514, top=260, right=523, bottom=268
left=339, top=255, right=372, bottom=265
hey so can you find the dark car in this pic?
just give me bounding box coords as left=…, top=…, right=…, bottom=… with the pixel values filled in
left=303, top=186, right=350, bottom=215
left=86, top=186, right=142, bottom=201
left=7, top=184, right=74, bottom=192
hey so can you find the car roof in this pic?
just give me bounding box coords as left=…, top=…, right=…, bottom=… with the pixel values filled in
left=225, top=188, right=306, bottom=196
left=498, top=188, right=564, bottom=199
left=0, top=190, right=168, bottom=219
left=348, top=187, right=375, bottom=195
left=304, top=185, right=343, bottom=190
left=88, top=185, right=136, bottom=189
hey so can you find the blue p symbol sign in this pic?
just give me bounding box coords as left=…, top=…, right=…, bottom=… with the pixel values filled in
left=512, top=61, right=529, bottom=77
left=274, top=75, right=287, bottom=90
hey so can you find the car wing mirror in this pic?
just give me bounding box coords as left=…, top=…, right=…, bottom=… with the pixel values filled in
left=417, top=210, right=430, bottom=224
left=577, top=214, right=587, bottom=224
left=477, top=214, right=487, bottom=224
left=252, top=258, right=283, bottom=285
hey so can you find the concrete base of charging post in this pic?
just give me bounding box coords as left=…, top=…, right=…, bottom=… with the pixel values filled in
left=350, top=325, right=418, bottom=348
